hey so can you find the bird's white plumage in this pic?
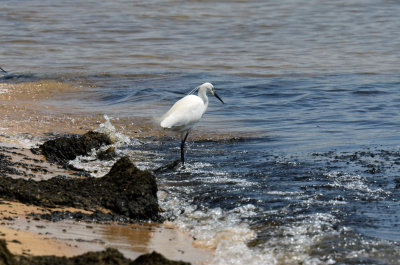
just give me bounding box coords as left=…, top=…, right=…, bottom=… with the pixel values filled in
left=160, top=94, right=207, bottom=133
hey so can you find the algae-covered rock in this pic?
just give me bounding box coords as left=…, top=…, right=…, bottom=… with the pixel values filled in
left=0, top=239, right=16, bottom=265
left=17, top=248, right=127, bottom=265
left=39, top=131, right=112, bottom=165
left=97, top=146, right=117, bottom=160
left=131, top=251, right=191, bottom=265
left=0, top=157, right=159, bottom=221
left=100, top=156, right=159, bottom=220
left=0, top=152, right=21, bottom=178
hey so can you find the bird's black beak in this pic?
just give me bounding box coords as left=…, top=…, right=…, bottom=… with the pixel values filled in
left=214, top=92, right=224, bottom=104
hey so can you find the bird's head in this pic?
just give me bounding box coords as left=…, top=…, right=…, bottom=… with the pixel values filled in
left=199, top=82, right=224, bottom=104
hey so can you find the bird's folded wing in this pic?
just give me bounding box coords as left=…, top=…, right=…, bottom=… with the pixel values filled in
left=160, top=95, right=205, bottom=129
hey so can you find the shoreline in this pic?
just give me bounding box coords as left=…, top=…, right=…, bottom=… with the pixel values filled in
left=0, top=138, right=213, bottom=265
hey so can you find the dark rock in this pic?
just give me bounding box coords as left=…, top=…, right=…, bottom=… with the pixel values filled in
left=17, top=255, right=70, bottom=265
left=97, top=146, right=117, bottom=160
left=100, top=157, right=160, bottom=220
left=0, top=148, right=51, bottom=179
left=131, top=251, right=191, bottom=265
left=0, top=239, right=16, bottom=265
left=0, top=157, right=160, bottom=222
left=38, top=131, right=112, bottom=166
left=69, top=248, right=128, bottom=265
left=0, top=153, right=22, bottom=177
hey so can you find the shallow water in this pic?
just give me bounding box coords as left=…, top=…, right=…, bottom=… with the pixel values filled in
left=2, top=0, right=400, bottom=264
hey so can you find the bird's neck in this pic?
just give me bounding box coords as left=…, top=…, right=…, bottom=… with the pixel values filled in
left=198, top=88, right=209, bottom=107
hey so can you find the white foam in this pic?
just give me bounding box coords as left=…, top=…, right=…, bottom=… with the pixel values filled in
left=211, top=238, right=277, bottom=265
left=259, top=213, right=339, bottom=265
left=158, top=189, right=279, bottom=265
left=68, top=116, right=138, bottom=177
left=0, top=133, right=43, bottom=149
left=267, top=190, right=304, bottom=196
left=95, top=115, right=133, bottom=146
left=326, top=171, right=389, bottom=197
left=171, top=162, right=254, bottom=187
left=68, top=149, right=116, bottom=178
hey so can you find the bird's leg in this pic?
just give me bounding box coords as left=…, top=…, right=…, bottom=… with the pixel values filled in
left=181, top=131, right=189, bottom=164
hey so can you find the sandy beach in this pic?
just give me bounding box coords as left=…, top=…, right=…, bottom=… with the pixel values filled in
left=0, top=201, right=212, bottom=263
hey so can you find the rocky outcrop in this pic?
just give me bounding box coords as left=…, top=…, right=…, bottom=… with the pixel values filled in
left=37, top=131, right=112, bottom=166
left=0, top=157, right=160, bottom=222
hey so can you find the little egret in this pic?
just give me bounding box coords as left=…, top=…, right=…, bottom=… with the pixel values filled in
left=160, top=82, right=224, bottom=164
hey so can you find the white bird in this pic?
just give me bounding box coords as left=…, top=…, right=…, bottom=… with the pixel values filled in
left=160, top=82, right=224, bottom=164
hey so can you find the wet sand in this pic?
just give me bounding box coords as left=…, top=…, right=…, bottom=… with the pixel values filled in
left=0, top=201, right=83, bottom=257
left=0, top=201, right=212, bottom=263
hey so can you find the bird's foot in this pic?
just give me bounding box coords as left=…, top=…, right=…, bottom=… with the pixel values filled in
left=154, top=160, right=183, bottom=173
